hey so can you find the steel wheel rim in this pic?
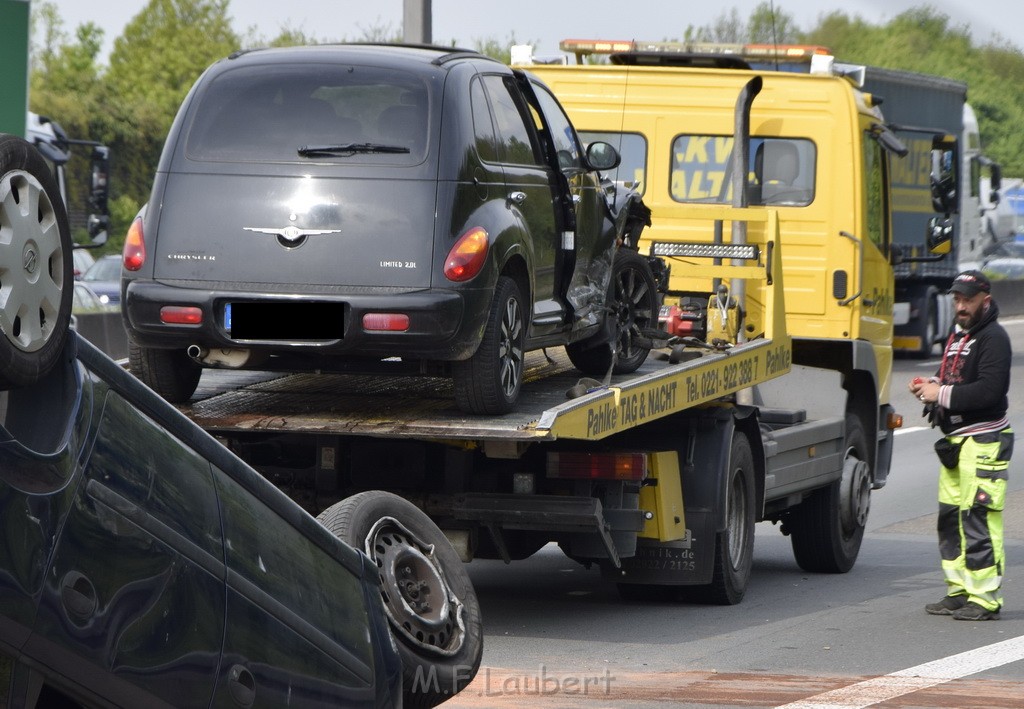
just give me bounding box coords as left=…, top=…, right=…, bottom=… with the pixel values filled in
left=727, top=469, right=749, bottom=569
left=498, top=295, right=523, bottom=398
left=840, top=449, right=871, bottom=534
left=365, top=516, right=465, bottom=656
left=0, top=168, right=65, bottom=353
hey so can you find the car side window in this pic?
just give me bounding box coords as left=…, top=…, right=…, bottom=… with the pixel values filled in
left=481, top=75, right=542, bottom=167
left=470, top=77, right=500, bottom=163
left=529, top=83, right=582, bottom=170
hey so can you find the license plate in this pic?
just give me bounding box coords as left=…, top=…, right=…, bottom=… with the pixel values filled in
left=226, top=302, right=345, bottom=340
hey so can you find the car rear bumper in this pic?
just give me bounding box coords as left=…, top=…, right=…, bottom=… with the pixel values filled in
left=123, top=280, right=489, bottom=361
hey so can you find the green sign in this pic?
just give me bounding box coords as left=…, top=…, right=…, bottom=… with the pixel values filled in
left=0, top=0, right=31, bottom=137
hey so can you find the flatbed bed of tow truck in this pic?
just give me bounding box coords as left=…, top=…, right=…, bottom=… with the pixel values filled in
left=180, top=209, right=791, bottom=445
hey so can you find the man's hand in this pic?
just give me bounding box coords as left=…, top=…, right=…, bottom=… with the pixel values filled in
left=908, top=376, right=938, bottom=404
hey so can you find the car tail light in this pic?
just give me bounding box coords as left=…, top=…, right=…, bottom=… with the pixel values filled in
left=363, top=313, right=410, bottom=331
left=160, top=306, right=203, bottom=325
left=123, top=218, right=146, bottom=271
left=443, top=227, right=488, bottom=282
left=547, top=452, right=647, bottom=480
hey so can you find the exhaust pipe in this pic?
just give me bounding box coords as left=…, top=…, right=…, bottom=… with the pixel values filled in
left=187, top=345, right=254, bottom=368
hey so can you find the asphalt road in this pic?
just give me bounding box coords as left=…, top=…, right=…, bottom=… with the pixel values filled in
left=448, top=318, right=1024, bottom=709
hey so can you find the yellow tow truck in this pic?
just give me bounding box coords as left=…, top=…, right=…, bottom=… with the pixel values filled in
left=175, top=42, right=954, bottom=605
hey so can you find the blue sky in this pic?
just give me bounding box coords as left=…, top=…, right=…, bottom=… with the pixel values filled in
left=41, top=0, right=1023, bottom=63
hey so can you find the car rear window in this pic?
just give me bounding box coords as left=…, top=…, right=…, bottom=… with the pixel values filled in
left=185, top=63, right=431, bottom=164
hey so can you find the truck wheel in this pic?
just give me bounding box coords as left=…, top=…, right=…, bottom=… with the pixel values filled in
left=0, top=134, right=73, bottom=390
left=695, top=433, right=756, bottom=604
left=128, top=341, right=202, bottom=402
left=453, top=276, right=524, bottom=414
left=566, top=249, right=657, bottom=376
left=318, top=491, right=483, bottom=708
left=788, top=414, right=870, bottom=573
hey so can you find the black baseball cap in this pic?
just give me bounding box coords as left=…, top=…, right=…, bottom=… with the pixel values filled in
left=948, top=270, right=991, bottom=297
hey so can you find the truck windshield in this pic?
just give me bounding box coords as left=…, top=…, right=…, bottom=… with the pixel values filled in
left=669, top=135, right=816, bottom=206
left=578, top=131, right=648, bottom=194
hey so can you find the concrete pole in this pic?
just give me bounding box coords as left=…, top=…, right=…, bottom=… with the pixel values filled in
left=403, top=0, right=432, bottom=44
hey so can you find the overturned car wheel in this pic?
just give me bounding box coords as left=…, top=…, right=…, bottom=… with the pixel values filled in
left=318, top=491, right=483, bottom=708
left=0, top=135, right=74, bottom=390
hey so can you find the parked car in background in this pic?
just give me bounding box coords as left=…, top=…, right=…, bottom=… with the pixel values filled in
left=72, top=247, right=95, bottom=279
left=80, top=253, right=122, bottom=305
left=73, top=281, right=109, bottom=312
left=121, top=43, right=656, bottom=414
left=982, top=256, right=1024, bottom=280
left=1, top=133, right=474, bottom=708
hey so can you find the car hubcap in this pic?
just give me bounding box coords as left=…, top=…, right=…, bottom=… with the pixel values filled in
left=498, top=296, right=523, bottom=398
left=365, top=516, right=465, bottom=656
left=0, top=169, right=63, bottom=353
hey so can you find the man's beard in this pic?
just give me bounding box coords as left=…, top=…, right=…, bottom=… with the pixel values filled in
left=956, top=308, right=982, bottom=330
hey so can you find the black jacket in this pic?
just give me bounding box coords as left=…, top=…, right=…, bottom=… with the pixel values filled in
left=934, top=299, right=1011, bottom=434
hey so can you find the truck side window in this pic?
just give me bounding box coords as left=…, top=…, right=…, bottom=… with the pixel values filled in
left=481, top=75, right=543, bottom=167
left=862, top=135, right=886, bottom=248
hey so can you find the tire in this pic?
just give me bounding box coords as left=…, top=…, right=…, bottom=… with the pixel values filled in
left=692, top=433, right=756, bottom=605
left=566, top=249, right=657, bottom=376
left=318, top=492, right=483, bottom=708
left=0, top=134, right=73, bottom=390
left=453, top=276, right=524, bottom=415
left=128, top=340, right=202, bottom=403
left=788, top=413, right=870, bottom=573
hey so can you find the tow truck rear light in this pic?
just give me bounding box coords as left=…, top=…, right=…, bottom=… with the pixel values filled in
left=363, top=313, right=410, bottom=331
left=123, top=217, right=146, bottom=271
left=444, top=227, right=489, bottom=282
left=547, top=452, right=647, bottom=481
left=160, top=306, right=202, bottom=325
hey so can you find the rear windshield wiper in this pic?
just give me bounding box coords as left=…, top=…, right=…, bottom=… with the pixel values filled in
left=297, top=143, right=411, bottom=157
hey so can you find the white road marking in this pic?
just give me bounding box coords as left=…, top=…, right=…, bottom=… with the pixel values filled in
left=776, top=635, right=1024, bottom=708
left=894, top=425, right=930, bottom=436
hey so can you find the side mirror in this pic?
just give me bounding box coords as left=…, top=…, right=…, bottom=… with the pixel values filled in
left=930, top=135, right=958, bottom=215
left=585, top=141, right=621, bottom=171
left=927, top=216, right=954, bottom=254
left=87, top=145, right=111, bottom=247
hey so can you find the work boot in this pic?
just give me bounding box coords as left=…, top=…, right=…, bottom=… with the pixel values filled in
left=924, top=595, right=967, bottom=615
left=952, top=602, right=1000, bottom=621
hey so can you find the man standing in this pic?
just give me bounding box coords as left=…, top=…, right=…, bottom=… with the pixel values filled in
left=909, top=270, right=1013, bottom=621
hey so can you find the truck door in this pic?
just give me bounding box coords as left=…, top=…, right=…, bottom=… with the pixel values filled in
left=857, top=129, right=896, bottom=348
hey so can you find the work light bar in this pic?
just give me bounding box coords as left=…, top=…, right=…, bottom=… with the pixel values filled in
left=651, top=242, right=760, bottom=260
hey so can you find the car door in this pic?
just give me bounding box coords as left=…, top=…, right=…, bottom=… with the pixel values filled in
left=0, top=354, right=92, bottom=677
left=25, top=381, right=226, bottom=708
left=524, top=77, right=616, bottom=330
left=478, top=73, right=565, bottom=337
left=213, top=469, right=384, bottom=707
